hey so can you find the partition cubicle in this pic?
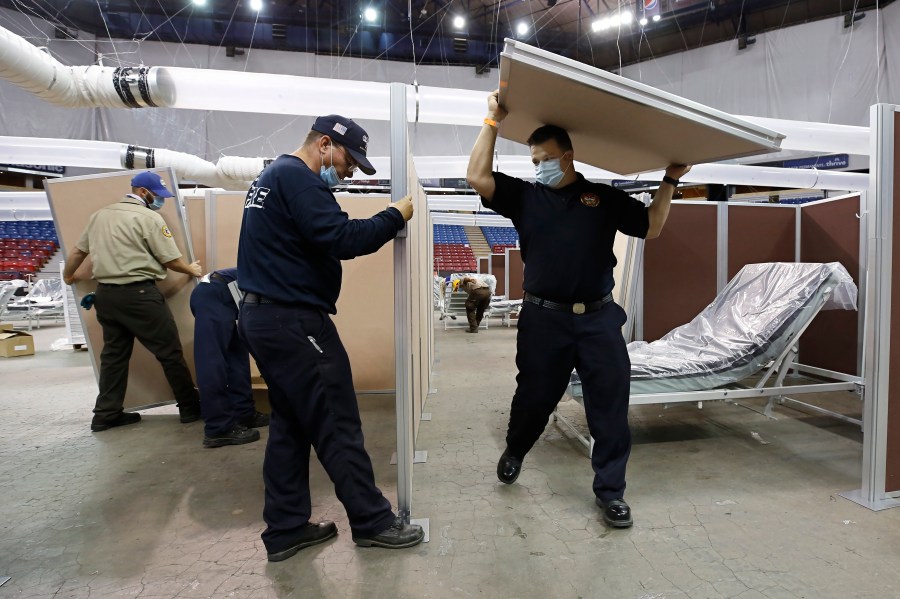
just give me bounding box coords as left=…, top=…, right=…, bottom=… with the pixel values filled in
left=188, top=189, right=401, bottom=393
left=46, top=169, right=198, bottom=411
left=45, top=135, right=434, bottom=527
left=641, top=194, right=862, bottom=376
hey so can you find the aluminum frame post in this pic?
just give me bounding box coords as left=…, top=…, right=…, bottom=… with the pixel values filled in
left=842, top=103, right=900, bottom=511
left=390, top=82, right=414, bottom=522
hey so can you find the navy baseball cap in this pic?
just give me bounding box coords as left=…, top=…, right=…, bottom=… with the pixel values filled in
left=311, top=114, right=376, bottom=176
left=130, top=171, right=175, bottom=198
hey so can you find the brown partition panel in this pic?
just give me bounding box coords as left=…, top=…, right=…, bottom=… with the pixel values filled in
left=204, top=191, right=396, bottom=393
left=643, top=203, right=717, bottom=341
left=46, top=169, right=197, bottom=411
left=204, top=191, right=245, bottom=267
left=799, top=196, right=861, bottom=375
left=506, top=248, right=524, bottom=300
left=728, top=204, right=795, bottom=279
left=183, top=195, right=207, bottom=271
left=491, top=254, right=506, bottom=297
left=407, top=156, right=430, bottom=437
left=478, top=256, right=489, bottom=274
left=207, top=191, right=244, bottom=273
left=887, top=117, right=900, bottom=493
left=334, top=195, right=397, bottom=393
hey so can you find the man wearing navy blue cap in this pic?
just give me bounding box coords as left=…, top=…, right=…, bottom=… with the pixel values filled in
left=237, top=114, right=423, bottom=562
left=63, top=171, right=203, bottom=432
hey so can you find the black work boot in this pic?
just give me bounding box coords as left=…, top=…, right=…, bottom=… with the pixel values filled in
left=595, top=497, right=633, bottom=528
left=203, top=425, right=260, bottom=448
left=91, top=412, right=141, bottom=432
left=496, top=448, right=523, bottom=484
left=352, top=517, right=425, bottom=549
left=238, top=411, right=270, bottom=428
left=266, top=521, right=338, bottom=562
left=178, top=400, right=202, bottom=424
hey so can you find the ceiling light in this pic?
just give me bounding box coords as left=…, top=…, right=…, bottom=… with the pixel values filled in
left=652, top=14, right=661, bottom=22
left=250, top=0, right=262, bottom=11
left=639, top=17, right=648, bottom=26
left=192, top=0, right=206, bottom=6
left=592, top=17, right=610, bottom=32
left=453, top=16, right=465, bottom=29
left=516, top=22, right=529, bottom=36
left=364, top=7, right=378, bottom=22
left=619, top=10, right=633, bottom=25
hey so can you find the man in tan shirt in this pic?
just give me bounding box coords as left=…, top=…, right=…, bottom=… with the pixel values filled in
left=63, top=171, right=203, bottom=432
left=460, top=275, right=492, bottom=333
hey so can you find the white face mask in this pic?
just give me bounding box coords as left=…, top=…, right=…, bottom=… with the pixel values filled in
left=535, top=158, right=567, bottom=187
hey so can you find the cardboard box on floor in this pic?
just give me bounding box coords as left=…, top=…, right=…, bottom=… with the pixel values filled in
left=0, top=324, right=35, bottom=357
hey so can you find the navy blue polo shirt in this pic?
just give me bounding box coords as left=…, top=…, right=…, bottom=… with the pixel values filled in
left=484, top=171, right=649, bottom=302
left=237, top=154, right=405, bottom=313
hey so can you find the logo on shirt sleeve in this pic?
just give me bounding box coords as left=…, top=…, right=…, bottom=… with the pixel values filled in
left=245, top=183, right=270, bottom=209
left=162, top=225, right=173, bottom=238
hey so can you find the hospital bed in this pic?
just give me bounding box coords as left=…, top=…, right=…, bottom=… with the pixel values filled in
left=487, top=296, right=522, bottom=326
left=554, top=262, right=862, bottom=454
left=2, top=278, right=65, bottom=329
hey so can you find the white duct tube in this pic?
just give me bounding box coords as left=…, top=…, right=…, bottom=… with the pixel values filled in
left=738, top=115, right=870, bottom=156
left=0, top=24, right=872, bottom=154
left=0, top=26, right=173, bottom=108
left=215, top=155, right=269, bottom=181
left=0, top=135, right=868, bottom=192
left=636, top=163, right=869, bottom=191
left=413, top=156, right=869, bottom=191
left=145, top=67, right=487, bottom=125
left=0, top=136, right=247, bottom=189
left=0, top=136, right=123, bottom=168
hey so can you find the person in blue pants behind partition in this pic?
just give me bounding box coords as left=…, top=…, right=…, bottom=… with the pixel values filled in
left=190, top=267, right=269, bottom=448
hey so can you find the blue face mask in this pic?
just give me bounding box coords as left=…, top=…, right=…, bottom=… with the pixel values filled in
left=148, top=195, right=165, bottom=211
left=535, top=158, right=569, bottom=187
left=141, top=192, right=164, bottom=211
left=319, top=145, right=341, bottom=188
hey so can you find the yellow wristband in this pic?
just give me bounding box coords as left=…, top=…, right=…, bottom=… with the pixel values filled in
left=483, top=118, right=498, bottom=128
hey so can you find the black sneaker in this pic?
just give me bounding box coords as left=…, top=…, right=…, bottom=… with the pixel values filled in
left=91, top=412, right=141, bottom=432
left=203, top=425, right=260, bottom=448
left=266, top=521, right=338, bottom=562
left=352, top=517, right=424, bottom=549
left=238, top=411, right=270, bottom=428
left=178, top=401, right=202, bottom=424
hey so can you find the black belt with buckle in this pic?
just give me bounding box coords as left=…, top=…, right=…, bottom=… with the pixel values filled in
left=242, top=292, right=275, bottom=304
left=523, top=292, right=613, bottom=315
left=209, top=272, right=230, bottom=285
left=98, top=280, right=155, bottom=287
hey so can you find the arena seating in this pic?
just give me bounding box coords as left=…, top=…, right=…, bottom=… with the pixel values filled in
left=0, top=221, right=60, bottom=280
left=433, top=224, right=476, bottom=273
left=481, top=226, right=519, bottom=254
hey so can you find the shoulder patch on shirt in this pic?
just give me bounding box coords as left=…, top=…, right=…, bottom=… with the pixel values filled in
left=162, top=225, right=173, bottom=238
left=580, top=193, right=600, bottom=208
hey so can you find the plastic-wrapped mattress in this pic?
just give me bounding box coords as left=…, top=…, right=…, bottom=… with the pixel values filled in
left=569, top=262, right=857, bottom=396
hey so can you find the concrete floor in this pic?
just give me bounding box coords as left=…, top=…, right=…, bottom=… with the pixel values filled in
left=2, top=321, right=900, bottom=598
